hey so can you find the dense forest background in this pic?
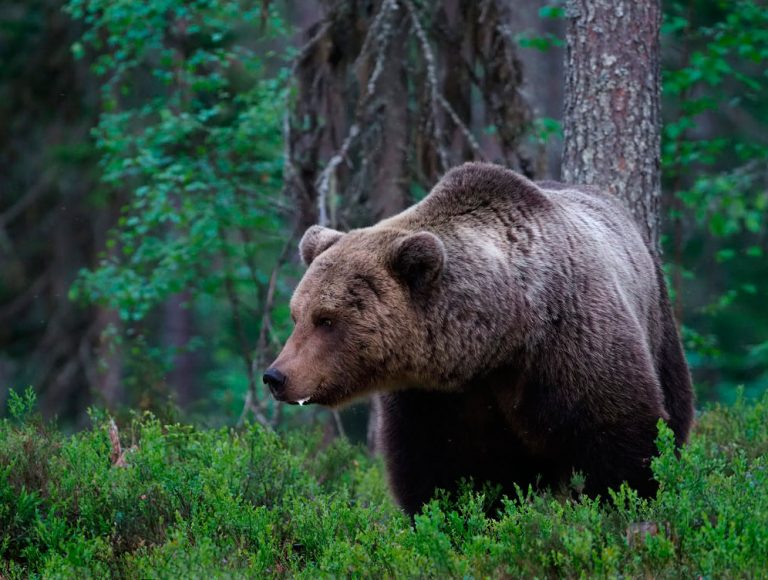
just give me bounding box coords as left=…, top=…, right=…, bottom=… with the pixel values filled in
left=1, top=0, right=767, bottom=438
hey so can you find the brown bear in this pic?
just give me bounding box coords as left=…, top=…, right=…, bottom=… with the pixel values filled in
left=264, top=162, right=694, bottom=515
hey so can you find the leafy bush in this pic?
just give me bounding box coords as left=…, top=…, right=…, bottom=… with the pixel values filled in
left=1, top=388, right=767, bottom=577
left=662, top=0, right=768, bottom=398
left=64, top=0, right=294, bottom=420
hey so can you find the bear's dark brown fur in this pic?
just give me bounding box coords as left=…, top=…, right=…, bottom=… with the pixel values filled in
left=265, top=162, right=694, bottom=515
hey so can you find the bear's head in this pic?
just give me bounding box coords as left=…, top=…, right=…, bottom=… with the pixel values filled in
left=263, top=224, right=446, bottom=407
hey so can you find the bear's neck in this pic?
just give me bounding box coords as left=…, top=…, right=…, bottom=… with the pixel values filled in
left=379, top=191, right=556, bottom=387
left=419, top=255, right=545, bottom=389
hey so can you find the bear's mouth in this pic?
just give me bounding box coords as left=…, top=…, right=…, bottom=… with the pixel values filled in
left=287, top=397, right=312, bottom=406
left=287, top=380, right=334, bottom=406
left=284, top=380, right=354, bottom=408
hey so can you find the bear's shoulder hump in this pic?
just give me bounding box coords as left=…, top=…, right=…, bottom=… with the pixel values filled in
left=430, top=162, right=552, bottom=211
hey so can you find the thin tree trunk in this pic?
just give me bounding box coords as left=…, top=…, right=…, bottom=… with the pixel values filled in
left=562, top=0, right=662, bottom=248
left=162, top=292, right=197, bottom=407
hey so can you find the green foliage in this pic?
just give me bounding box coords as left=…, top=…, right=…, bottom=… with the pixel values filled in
left=2, top=392, right=768, bottom=577
left=663, top=0, right=768, bottom=232
left=662, top=0, right=768, bottom=399
left=6, top=387, right=37, bottom=421
left=67, top=0, right=289, bottom=319
left=63, top=0, right=294, bottom=415
left=516, top=32, right=563, bottom=52
left=515, top=2, right=564, bottom=52
left=530, top=116, right=563, bottom=148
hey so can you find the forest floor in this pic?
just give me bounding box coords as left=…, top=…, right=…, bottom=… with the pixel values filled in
left=1, top=389, right=767, bottom=578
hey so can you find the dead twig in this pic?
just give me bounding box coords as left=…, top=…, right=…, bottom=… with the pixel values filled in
left=357, top=0, right=399, bottom=96
left=437, top=93, right=487, bottom=161
left=0, top=267, right=52, bottom=322
left=78, top=321, right=102, bottom=400
left=235, top=238, right=293, bottom=429
left=237, top=389, right=273, bottom=429
left=225, top=272, right=269, bottom=429
left=293, top=21, right=332, bottom=73
left=109, top=419, right=136, bottom=467
left=254, top=239, right=292, bottom=367
left=312, top=0, right=401, bottom=228
left=625, top=521, right=671, bottom=547
left=0, top=175, right=50, bottom=229
left=331, top=408, right=347, bottom=440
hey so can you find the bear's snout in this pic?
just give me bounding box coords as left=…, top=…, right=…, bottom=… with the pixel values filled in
left=262, top=367, right=287, bottom=399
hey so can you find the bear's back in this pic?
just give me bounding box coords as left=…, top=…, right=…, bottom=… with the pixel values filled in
left=388, top=163, right=642, bottom=246
left=376, top=163, right=553, bottom=233
left=426, top=162, right=554, bottom=216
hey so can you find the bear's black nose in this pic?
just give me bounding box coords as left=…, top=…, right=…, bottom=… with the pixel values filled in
left=263, top=367, right=287, bottom=398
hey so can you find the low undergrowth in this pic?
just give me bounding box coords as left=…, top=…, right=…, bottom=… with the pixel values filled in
left=1, top=389, right=767, bottom=578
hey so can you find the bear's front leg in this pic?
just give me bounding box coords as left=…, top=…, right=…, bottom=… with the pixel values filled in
left=376, top=390, right=471, bottom=515
left=376, top=388, right=543, bottom=515
left=566, top=414, right=664, bottom=498
left=519, top=391, right=666, bottom=499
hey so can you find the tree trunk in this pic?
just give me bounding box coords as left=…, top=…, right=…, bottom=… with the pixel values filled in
left=562, top=0, right=662, bottom=248
left=162, top=292, right=197, bottom=408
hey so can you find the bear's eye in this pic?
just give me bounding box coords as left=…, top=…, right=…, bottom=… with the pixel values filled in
left=316, top=317, right=334, bottom=328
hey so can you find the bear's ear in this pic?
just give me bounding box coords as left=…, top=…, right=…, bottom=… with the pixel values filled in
left=299, top=225, right=344, bottom=266
left=389, top=232, right=445, bottom=293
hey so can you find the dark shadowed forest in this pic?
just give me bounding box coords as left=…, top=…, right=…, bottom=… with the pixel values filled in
left=2, top=0, right=767, bottom=431
left=1, top=0, right=767, bottom=576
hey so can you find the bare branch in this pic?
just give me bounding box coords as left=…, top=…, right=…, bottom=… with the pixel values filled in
left=236, top=238, right=293, bottom=429
left=437, top=93, right=487, bottom=161
left=313, top=0, right=401, bottom=228
left=282, top=111, right=297, bottom=185
left=331, top=408, right=347, bottom=439
left=254, top=239, right=292, bottom=368
left=359, top=0, right=399, bottom=96
left=402, top=0, right=451, bottom=172
left=78, top=322, right=101, bottom=400
left=237, top=390, right=273, bottom=429
left=224, top=273, right=269, bottom=428
left=0, top=176, right=50, bottom=229
left=293, top=21, right=332, bottom=73
left=316, top=124, right=360, bottom=227
left=0, top=267, right=52, bottom=322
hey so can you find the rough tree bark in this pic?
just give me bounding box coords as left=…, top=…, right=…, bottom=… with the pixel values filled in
left=284, top=0, right=536, bottom=234
left=562, top=0, right=662, bottom=248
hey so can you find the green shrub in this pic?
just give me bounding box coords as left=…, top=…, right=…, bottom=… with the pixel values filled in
left=1, top=387, right=767, bottom=577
